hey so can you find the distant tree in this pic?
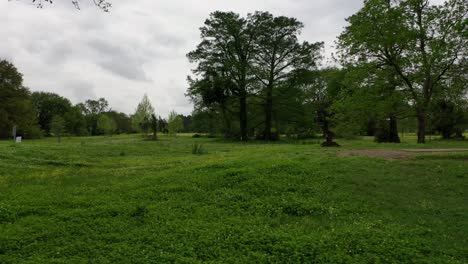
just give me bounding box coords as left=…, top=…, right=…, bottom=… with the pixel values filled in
left=31, top=92, right=73, bottom=134
left=0, top=59, right=41, bottom=139
left=132, top=94, right=155, bottom=133
left=63, top=105, right=88, bottom=136
left=191, top=108, right=223, bottom=136
left=168, top=110, right=183, bottom=136
left=79, top=98, right=109, bottom=116
left=180, top=115, right=193, bottom=133
left=97, top=114, right=116, bottom=136
left=77, top=98, right=109, bottom=135
left=250, top=11, right=323, bottom=140
left=338, top=0, right=467, bottom=143
left=158, top=116, right=168, bottom=134
left=50, top=115, right=65, bottom=143
left=106, top=111, right=132, bottom=134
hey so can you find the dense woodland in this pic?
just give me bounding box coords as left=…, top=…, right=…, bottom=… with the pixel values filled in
left=1, top=0, right=467, bottom=145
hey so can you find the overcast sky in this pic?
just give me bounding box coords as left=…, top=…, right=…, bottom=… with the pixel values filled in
left=1, top=0, right=367, bottom=117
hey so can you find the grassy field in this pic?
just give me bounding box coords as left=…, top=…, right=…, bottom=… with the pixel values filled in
left=0, top=135, right=467, bottom=263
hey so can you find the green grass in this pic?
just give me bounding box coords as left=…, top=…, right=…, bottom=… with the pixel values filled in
left=0, top=135, right=467, bottom=263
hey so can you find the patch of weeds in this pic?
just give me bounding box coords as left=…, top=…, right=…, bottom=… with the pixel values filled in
left=119, top=151, right=126, bottom=156
left=192, top=142, right=205, bottom=155
left=130, top=205, right=149, bottom=218
left=0, top=205, right=16, bottom=223
left=282, top=203, right=329, bottom=217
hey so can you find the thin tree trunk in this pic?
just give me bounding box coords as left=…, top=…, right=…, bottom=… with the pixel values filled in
left=221, top=105, right=232, bottom=139
left=263, top=85, right=273, bottom=141
left=239, top=89, right=248, bottom=141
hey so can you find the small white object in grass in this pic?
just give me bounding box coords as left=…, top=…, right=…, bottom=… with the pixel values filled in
left=15, top=136, right=22, bottom=143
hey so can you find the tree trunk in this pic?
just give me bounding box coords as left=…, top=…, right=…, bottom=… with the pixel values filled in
left=320, top=119, right=339, bottom=147
left=388, top=115, right=401, bottom=143
left=239, top=89, right=248, bottom=141
left=417, top=110, right=426, bottom=144
left=263, top=85, right=273, bottom=141
left=221, top=106, right=232, bottom=139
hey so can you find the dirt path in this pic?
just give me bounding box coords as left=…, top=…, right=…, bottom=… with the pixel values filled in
left=339, top=149, right=468, bottom=160
left=402, top=149, right=468, bottom=153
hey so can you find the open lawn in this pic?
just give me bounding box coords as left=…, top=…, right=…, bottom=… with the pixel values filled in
left=0, top=135, right=467, bottom=263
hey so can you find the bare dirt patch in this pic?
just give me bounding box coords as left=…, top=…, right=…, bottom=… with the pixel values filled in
left=339, top=150, right=414, bottom=160
left=401, top=149, right=468, bottom=153
left=339, top=149, right=468, bottom=160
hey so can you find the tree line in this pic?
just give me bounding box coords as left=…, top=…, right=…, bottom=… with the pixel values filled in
left=187, top=0, right=467, bottom=145
left=2, top=0, right=467, bottom=144
left=0, top=60, right=193, bottom=140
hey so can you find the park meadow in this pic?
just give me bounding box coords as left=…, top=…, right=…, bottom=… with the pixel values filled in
left=1, top=134, right=467, bottom=263
left=1, top=0, right=468, bottom=262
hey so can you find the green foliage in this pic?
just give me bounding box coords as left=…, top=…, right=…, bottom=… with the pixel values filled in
left=105, top=111, right=133, bottom=134
left=168, top=110, right=183, bottom=136
left=77, top=98, right=110, bottom=136
left=191, top=142, right=205, bottom=155
left=0, top=135, right=467, bottom=262
left=132, top=94, right=155, bottom=133
left=188, top=11, right=256, bottom=141
left=338, top=0, right=467, bottom=143
left=431, top=100, right=467, bottom=139
left=97, top=114, right=117, bottom=136
left=50, top=115, right=65, bottom=142
left=0, top=59, right=41, bottom=139
left=31, top=91, right=73, bottom=134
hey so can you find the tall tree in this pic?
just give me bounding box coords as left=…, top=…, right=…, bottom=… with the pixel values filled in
left=338, top=0, right=467, bottom=143
left=188, top=11, right=257, bottom=141
left=250, top=11, right=323, bottom=140
left=0, top=59, right=40, bottom=139
left=132, top=94, right=155, bottom=133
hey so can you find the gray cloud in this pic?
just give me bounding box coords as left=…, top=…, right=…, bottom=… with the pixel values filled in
left=0, top=0, right=369, bottom=117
